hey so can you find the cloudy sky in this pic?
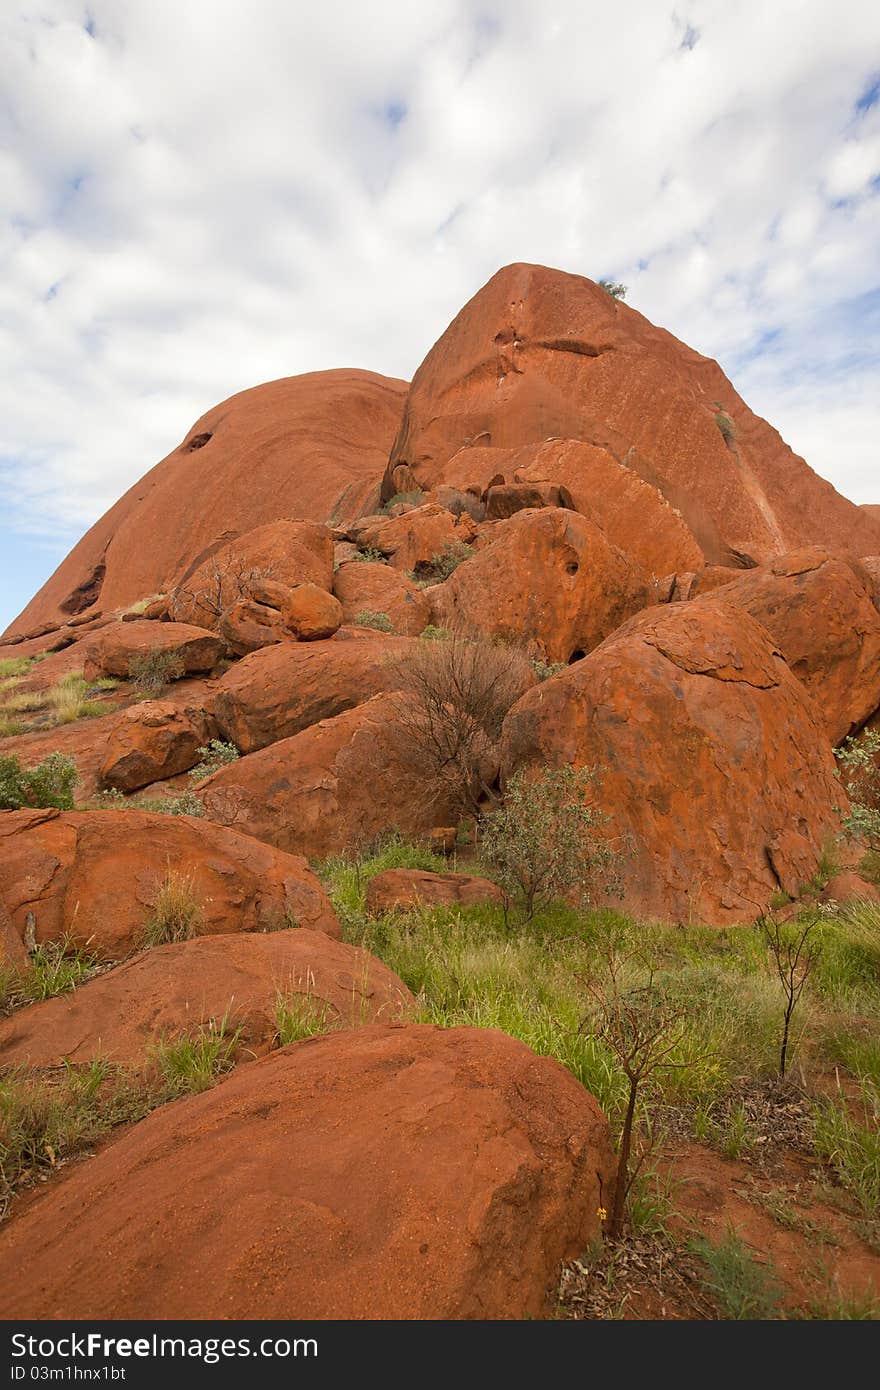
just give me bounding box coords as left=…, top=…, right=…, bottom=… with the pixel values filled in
left=2, top=0, right=879, bottom=631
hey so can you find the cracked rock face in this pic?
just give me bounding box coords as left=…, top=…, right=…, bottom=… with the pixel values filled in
left=500, top=599, right=848, bottom=925
left=383, top=262, right=880, bottom=568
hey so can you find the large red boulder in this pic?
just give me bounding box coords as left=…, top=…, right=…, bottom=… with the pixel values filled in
left=5, top=370, right=406, bottom=640
left=100, top=700, right=216, bottom=791
left=0, top=809, right=339, bottom=958
left=0, top=1024, right=615, bottom=1319
left=333, top=561, right=431, bottom=635
left=347, top=503, right=475, bottom=572
left=383, top=263, right=880, bottom=567
left=82, top=620, right=223, bottom=681
left=501, top=600, right=848, bottom=925
left=199, top=693, right=459, bottom=857
left=0, top=930, right=412, bottom=1069
left=430, top=507, right=653, bottom=662
left=703, top=549, right=880, bottom=744
left=212, top=635, right=415, bottom=753
left=169, top=519, right=334, bottom=629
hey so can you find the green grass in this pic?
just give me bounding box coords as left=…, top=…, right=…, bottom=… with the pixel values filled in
left=798, top=1289, right=880, bottom=1319
left=0, top=658, right=32, bottom=680
left=0, top=1061, right=155, bottom=1206
left=690, top=1228, right=784, bottom=1319
left=274, top=991, right=333, bottom=1046
left=152, top=1015, right=241, bottom=1094
left=47, top=672, right=105, bottom=725
left=813, top=1083, right=880, bottom=1218
left=0, top=717, right=25, bottom=739
left=140, top=870, right=205, bottom=946
left=0, top=938, right=100, bottom=1011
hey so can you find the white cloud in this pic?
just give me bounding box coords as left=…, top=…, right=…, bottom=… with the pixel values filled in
left=1, top=0, right=878, bottom=576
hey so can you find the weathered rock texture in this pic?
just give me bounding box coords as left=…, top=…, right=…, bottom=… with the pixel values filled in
left=0, top=1024, right=615, bottom=1320
left=430, top=507, right=653, bottom=662
left=0, top=930, right=412, bottom=1069
left=82, top=621, right=223, bottom=681
left=383, top=264, right=880, bottom=567
left=100, top=700, right=216, bottom=790
left=4, top=370, right=407, bottom=639
left=212, top=635, right=413, bottom=753
left=333, top=561, right=431, bottom=635
left=199, top=693, right=459, bottom=857
left=501, top=601, right=848, bottom=924
left=697, top=549, right=880, bottom=744
left=0, top=809, right=339, bottom=957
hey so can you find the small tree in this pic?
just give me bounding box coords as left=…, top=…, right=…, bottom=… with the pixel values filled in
left=479, top=765, right=619, bottom=923
left=169, top=552, right=279, bottom=625
left=835, top=728, right=880, bottom=852
left=388, top=635, right=534, bottom=821
left=581, top=949, right=688, bottom=1239
left=128, top=649, right=185, bottom=697
left=761, top=914, right=817, bottom=1079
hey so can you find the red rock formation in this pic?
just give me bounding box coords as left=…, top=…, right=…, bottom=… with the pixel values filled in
left=347, top=502, right=475, bottom=572
left=82, top=620, right=224, bottom=681
left=100, top=700, right=216, bottom=791
left=198, top=693, right=458, bottom=856
left=430, top=507, right=654, bottom=662
left=365, top=869, right=504, bottom=913
left=212, top=634, right=415, bottom=753
left=501, top=600, right=848, bottom=925
left=4, top=370, right=407, bottom=640
left=0, top=808, right=339, bottom=957
left=333, top=560, right=431, bottom=635
left=0, top=1024, right=614, bottom=1319
left=0, top=930, right=411, bottom=1069
left=699, top=549, right=880, bottom=744
left=384, top=264, right=880, bottom=566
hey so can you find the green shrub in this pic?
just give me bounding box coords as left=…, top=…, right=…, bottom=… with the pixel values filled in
left=597, top=279, right=627, bottom=299
left=419, top=625, right=451, bottom=641
left=480, top=765, right=620, bottom=922
left=414, top=541, right=472, bottom=585
left=128, top=649, right=185, bottom=696
left=350, top=547, right=387, bottom=564
left=137, top=791, right=205, bottom=817
left=835, top=728, right=880, bottom=852
left=353, top=610, right=393, bottom=632
left=9, top=938, right=99, bottom=1007
left=152, top=1015, right=240, bottom=1094
left=715, top=410, right=737, bottom=447
left=189, top=740, right=239, bottom=782
left=691, top=1228, right=784, bottom=1319
left=532, top=659, right=565, bottom=682
left=0, top=752, right=77, bottom=810
left=274, top=992, right=333, bottom=1046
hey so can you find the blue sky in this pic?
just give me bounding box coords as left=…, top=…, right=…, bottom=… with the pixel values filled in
left=1, top=0, right=879, bottom=632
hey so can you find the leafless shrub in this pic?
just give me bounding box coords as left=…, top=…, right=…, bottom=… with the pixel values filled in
left=386, top=634, right=534, bottom=821
left=170, top=553, right=279, bottom=625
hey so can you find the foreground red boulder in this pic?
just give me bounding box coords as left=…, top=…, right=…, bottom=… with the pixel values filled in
left=383, top=263, right=880, bottom=567
left=212, top=635, right=414, bottom=753
left=366, top=869, right=504, bottom=913
left=430, top=507, right=653, bottom=662
left=0, top=930, right=411, bottom=1069
left=82, top=620, right=223, bottom=681
left=694, top=549, right=880, bottom=745
left=0, top=1024, right=615, bottom=1319
left=5, top=369, right=406, bottom=640
left=501, top=600, right=848, bottom=924
left=199, top=693, right=460, bottom=857
left=0, top=809, right=339, bottom=957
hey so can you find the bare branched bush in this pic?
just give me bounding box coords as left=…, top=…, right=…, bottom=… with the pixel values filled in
left=761, top=914, right=818, bottom=1079
left=170, top=552, right=279, bottom=625
left=581, top=948, right=690, bottom=1239
left=387, top=635, right=534, bottom=821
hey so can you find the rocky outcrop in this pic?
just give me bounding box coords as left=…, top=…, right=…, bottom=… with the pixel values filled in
left=430, top=507, right=653, bottom=662
left=0, top=930, right=412, bottom=1069
left=383, top=263, right=880, bottom=567
left=212, top=635, right=414, bottom=754
left=333, top=561, right=431, bottom=635
left=501, top=600, right=848, bottom=924
left=0, top=809, right=339, bottom=957
left=0, top=1024, right=615, bottom=1319
left=100, top=700, right=216, bottom=791
left=4, top=370, right=407, bottom=640
left=703, top=549, right=880, bottom=744
left=199, top=693, right=458, bottom=857
left=82, top=620, right=224, bottom=681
